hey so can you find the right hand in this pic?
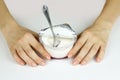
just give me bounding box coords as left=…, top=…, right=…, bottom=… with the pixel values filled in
left=1, top=23, right=51, bottom=67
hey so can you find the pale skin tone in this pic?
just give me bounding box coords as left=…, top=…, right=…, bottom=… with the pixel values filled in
left=0, top=0, right=120, bottom=67
left=68, top=0, right=120, bottom=65
left=0, top=0, right=51, bottom=67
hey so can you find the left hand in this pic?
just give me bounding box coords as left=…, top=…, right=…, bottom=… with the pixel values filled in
left=68, top=22, right=112, bottom=65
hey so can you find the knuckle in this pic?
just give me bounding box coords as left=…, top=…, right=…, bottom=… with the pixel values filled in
left=84, top=55, right=93, bottom=62
left=85, top=56, right=91, bottom=61
left=25, top=50, right=36, bottom=57
left=24, top=32, right=32, bottom=39
left=18, top=37, right=27, bottom=44
left=25, top=58, right=32, bottom=64
left=18, top=39, right=23, bottom=44
left=18, top=51, right=25, bottom=57
left=35, top=58, right=42, bottom=64
left=77, top=55, right=83, bottom=61
left=42, top=50, right=48, bottom=56
left=77, top=40, right=83, bottom=46
left=83, top=30, right=97, bottom=39
left=81, top=47, right=88, bottom=53
left=35, top=45, right=46, bottom=56
left=100, top=43, right=104, bottom=47
left=83, top=30, right=91, bottom=36
left=85, top=46, right=89, bottom=51
left=92, top=47, right=98, bottom=51
left=26, top=49, right=32, bottom=54
left=35, top=44, right=41, bottom=49
left=84, top=58, right=88, bottom=62
left=17, top=49, right=22, bottom=54
left=28, top=51, right=36, bottom=58
left=101, top=42, right=106, bottom=47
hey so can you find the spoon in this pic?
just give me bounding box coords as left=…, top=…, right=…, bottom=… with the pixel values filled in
left=43, top=5, right=60, bottom=47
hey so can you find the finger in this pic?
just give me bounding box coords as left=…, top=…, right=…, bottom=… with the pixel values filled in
left=22, top=44, right=45, bottom=65
left=12, top=50, right=25, bottom=65
left=81, top=43, right=100, bottom=65
left=16, top=46, right=37, bottom=67
left=68, top=35, right=87, bottom=58
left=72, top=40, right=93, bottom=65
left=28, top=34, right=51, bottom=59
left=96, top=45, right=105, bottom=62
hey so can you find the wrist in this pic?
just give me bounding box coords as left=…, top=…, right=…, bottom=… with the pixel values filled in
left=0, top=10, right=18, bottom=29
left=93, top=18, right=113, bottom=29
left=0, top=16, right=18, bottom=30
left=0, top=19, right=19, bottom=35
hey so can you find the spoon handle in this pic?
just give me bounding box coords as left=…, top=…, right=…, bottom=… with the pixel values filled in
left=43, top=5, right=52, bottom=27
left=43, top=5, right=60, bottom=47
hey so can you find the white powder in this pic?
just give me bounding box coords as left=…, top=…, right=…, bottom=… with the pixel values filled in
left=39, top=24, right=77, bottom=58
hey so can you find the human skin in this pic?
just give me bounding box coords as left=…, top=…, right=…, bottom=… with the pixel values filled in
left=68, top=0, right=120, bottom=65
left=0, top=0, right=51, bottom=67
left=0, top=0, right=120, bottom=67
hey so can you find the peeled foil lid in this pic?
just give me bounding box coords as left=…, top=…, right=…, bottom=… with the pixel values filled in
left=39, top=24, right=77, bottom=39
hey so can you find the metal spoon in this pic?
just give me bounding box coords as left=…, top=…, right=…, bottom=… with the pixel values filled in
left=43, top=5, right=60, bottom=47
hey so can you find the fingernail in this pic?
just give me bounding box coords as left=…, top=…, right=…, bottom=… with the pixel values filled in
left=97, top=58, right=101, bottom=62
left=81, top=61, right=86, bottom=65
left=68, top=54, right=72, bottom=58
left=32, top=63, right=37, bottom=67
left=41, top=62, right=46, bottom=66
left=46, top=55, right=51, bottom=60
left=72, top=60, right=78, bottom=65
left=20, top=62, right=25, bottom=65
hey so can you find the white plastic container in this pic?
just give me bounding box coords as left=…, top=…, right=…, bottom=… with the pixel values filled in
left=39, top=24, right=77, bottom=59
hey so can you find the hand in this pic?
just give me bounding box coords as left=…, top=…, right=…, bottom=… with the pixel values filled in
left=68, top=22, right=112, bottom=65
left=1, top=23, right=51, bottom=67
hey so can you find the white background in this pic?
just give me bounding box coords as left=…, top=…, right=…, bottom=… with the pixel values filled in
left=0, top=0, right=120, bottom=80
